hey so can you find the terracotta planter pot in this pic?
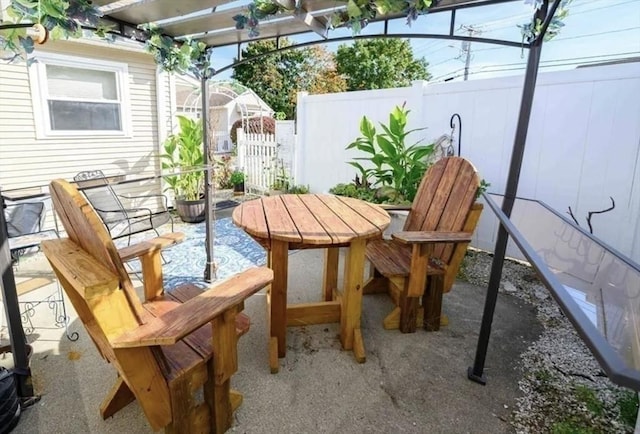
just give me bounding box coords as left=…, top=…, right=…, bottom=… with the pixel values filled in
left=176, top=198, right=205, bottom=223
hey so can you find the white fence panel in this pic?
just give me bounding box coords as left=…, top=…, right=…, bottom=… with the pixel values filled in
left=275, top=120, right=297, bottom=184
left=236, top=124, right=296, bottom=193
left=237, top=132, right=276, bottom=193
left=295, top=62, right=640, bottom=262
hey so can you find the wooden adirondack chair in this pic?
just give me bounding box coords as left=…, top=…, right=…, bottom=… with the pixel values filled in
left=363, top=157, right=482, bottom=333
left=41, top=179, right=273, bottom=433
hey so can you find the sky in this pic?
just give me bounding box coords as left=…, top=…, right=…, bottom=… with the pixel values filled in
left=209, top=0, right=640, bottom=83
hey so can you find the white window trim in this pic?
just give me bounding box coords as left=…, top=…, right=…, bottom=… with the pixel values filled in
left=28, top=52, right=132, bottom=139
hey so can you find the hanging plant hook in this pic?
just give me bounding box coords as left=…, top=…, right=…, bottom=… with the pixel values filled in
left=449, top=113, right=462, bottom=156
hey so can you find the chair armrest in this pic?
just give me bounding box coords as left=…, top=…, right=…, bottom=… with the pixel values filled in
left=111, top=267, right=273, bottom=348
left=377, top=204, right=412, bottom=211
left=392, top=231, right=473, bottom=244
left=118, top=232, right=185, bottom=262
left=119, top=194, right=170, bottom=209
left=94, top=206, right=153, bottom=216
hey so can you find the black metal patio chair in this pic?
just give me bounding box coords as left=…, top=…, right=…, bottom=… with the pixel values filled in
left=3, top=200, right=77, bottom=341
left=73, top=170, right=173, bottom=245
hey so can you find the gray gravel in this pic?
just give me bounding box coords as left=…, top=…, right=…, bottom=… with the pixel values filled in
left=461, top=249, right=638, bottom=433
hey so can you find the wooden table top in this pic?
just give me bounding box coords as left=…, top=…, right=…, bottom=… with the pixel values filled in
left=232, top=194, right=390, bottom=247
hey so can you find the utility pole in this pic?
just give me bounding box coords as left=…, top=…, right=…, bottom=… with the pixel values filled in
left=458, top=25, right=482, bottom=81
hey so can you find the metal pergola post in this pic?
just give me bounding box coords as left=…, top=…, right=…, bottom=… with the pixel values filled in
left=201, top=75, right=216, bottom=282
left=468, top=0, right=560, bottom=384
left=0, top=190, right=34, bottom=400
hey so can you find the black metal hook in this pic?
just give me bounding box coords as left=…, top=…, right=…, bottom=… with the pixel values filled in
left=450, top=113, right=462, bottom=156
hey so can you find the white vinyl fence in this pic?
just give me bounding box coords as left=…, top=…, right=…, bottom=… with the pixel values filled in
left=236, top=121, right=296, bottom=193
left=236, top=132, right=277, bottom=193
left=294, top=62, right=640, bottom=262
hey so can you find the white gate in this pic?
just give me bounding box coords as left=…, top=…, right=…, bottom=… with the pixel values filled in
left=237, top=121, right=296, bottom=194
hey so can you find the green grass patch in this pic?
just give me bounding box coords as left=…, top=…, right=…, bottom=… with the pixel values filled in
left=534, top=369, right=552, bottom=383
left=617, top=390, right=639, bottom=427
left=551, top=419, right=598, bottom=434
left=574, top=385, right=604, bottom=417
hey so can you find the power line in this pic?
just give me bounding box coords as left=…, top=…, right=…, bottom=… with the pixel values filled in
left=430, top=50, right=640, bottom=81
left=474, top=0, right=639, bottom=35
left=468, top=25, right=640, bottom=54
left=436, top=54, right=640, bottom=81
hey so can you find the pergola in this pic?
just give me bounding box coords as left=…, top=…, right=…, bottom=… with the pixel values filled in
left=2, top=0, right=586, bottom=403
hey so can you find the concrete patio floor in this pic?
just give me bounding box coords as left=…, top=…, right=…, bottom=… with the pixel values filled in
left=1, top=222, right=542, bottom=433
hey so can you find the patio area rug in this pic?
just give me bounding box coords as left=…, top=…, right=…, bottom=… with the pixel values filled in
left=212, top=200, right=239, bottom=211
left=121, top=218, right=267, bottom=290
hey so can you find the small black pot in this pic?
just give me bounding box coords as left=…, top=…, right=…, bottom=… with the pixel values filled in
left=233, top=182, right=244, bottom=195
left=175, top=198, right=206, bottom=223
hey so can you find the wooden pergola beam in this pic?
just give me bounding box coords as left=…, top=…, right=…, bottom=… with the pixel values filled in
left=275, top=0, right=328, bottom=39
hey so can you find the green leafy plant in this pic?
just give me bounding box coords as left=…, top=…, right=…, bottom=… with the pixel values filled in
left=286, top=184, right=310, bottom=194
left=329, top=183, right=376, bottom=203
left=229, top=170, right=245, bottom=186
left=477, top=179, right=491, bottom=198
left=161, top=116, right=204, bottom=201
left=346, top=103, right=434, bottom=202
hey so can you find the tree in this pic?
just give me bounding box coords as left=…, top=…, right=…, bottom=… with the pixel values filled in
left=302, top=46, right=347, bottom=95
left=335, top=39, right=431, bottom=91
left=232, top=39, right=346, bottom=119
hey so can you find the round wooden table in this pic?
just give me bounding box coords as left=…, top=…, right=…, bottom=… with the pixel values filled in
left=232, top=194, right=390, bottom=372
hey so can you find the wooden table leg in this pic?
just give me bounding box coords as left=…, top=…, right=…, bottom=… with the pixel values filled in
left=270, top=240, right=289, bottom=361
left=340, top=238, right=366, bottom=363
left=322, top=247, right=339, bottom=302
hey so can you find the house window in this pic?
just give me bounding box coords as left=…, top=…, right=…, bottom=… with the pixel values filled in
left=30, top=53, right=131, bottom=137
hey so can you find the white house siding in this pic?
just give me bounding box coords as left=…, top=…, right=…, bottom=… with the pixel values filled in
left=0, top=38, right=175, bottom=226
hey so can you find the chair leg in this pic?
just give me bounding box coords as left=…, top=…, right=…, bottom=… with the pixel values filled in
left=398, top=294, right=419, bottom=333
left=423, top=275, right=445, bottom=331
left=100, top=376, right=136, bottom=420
left=166, top=375, right=194, bottom=434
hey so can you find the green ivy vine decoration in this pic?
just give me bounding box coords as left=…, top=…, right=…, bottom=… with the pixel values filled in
left=141, top=24, right=216, bottom=79
left=1, top=0, right=105, bottom=63
left=234, top=0, right=571, bottom=41
left=1, top=1, right=215, bottom=78
left=1, top=0, right=570, bottom=78
left=233, top=0, right=434, bottom=35
left=519, top=0, right=572, bottom=43
left=232, top=0, right=289, bottom=37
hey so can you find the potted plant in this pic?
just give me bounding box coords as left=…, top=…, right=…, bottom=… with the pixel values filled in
left=230, top=170, right=245, bottom=195
left=161, top=115, right=206, bottom=223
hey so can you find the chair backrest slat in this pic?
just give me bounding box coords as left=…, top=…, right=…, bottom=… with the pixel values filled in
left=404, top=157, right=479, bottom=264
left=49, top=179, right=146, bottom=322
